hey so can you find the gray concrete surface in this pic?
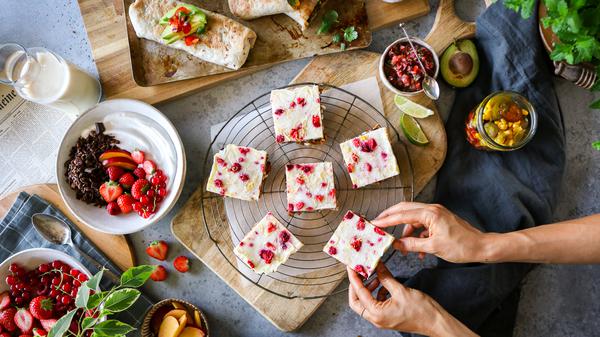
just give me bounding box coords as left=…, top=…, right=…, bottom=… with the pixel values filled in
left=1, top=0, right=599, bottom=336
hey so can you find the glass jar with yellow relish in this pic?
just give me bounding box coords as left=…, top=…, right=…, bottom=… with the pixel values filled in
left=465, top=91, right=537, bottom=151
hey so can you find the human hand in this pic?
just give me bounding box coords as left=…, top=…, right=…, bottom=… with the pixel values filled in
left=371, top=202, right=487, bottom=263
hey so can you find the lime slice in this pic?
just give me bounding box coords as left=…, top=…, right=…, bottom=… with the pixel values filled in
left=401, top=113, right=429, bottom=146
left=394, top=95, right=434, bottom=119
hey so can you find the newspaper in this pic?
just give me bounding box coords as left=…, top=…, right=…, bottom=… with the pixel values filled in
left=0, top=84, right=75, bottom=197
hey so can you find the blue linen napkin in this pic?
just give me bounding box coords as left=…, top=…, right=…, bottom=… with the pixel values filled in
left=0, top=192, right=155, bottom=334
left=403, top=2, right=566, bottom=336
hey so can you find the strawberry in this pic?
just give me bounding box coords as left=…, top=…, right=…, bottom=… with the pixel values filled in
left=0, top=308, right=17, bottom=331
left=146, top=240, right=168, bottom=261
left=131, top=179, right=150, bottom=200
left=33, top=327, right=48, bottom=336
left=0, top=292, right=10, bottom=311
left=133, top=167, right=146, bottom=179
left=117, top=194, right=135, bottom=214
left=14, top=308, right=33, bottom=333
left=29, top=296, right=54, bottom=320
left=0, top=333, right=10, bottom=337
left=173, top=256, right=189, bottom=273
left=143, top=160, right=156, bottom=175
left=106, top=166, right=125, bottom=181
left=150, top=265, right=167, bottom=282
left=106, top=201, right=121, bottom=216
left=118, top=173, right=136, bottom=189
left=99, top=181, right=123, bottom=203
left=39, top=319, right=57, bottom=332
left=131, top=150, right=145, bottom=164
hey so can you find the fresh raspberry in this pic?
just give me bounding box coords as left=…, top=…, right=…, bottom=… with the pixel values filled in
left=131, top=179, right=150, bottom=200
left=133, top=167, right=146, bottom=179
left=374, top=227, right=386, bottom=236
left=106, top=166, right=124, bottom=181
left=312, top=115, right=320, bottom=127
left=267, top=222, right=277, bottom=233
left=328, top=246, right=337, bottom=255
left=118, top=173, right=135, bottom=189
left=230, top=163, right=242, bottom=173
left=117, top=194, right=135, bottom=214
left=259, top=249, right=274, bottom=264
left=106, top=201, right=120, bottom=215
left=276, top=135, right=285, bottom=143
left=350, top=236, right=362, bottom=251
left=356, top=218, right=366, bottom=230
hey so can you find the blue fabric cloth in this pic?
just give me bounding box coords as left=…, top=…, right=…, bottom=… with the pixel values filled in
left=0, top=192, right=154, bottom=333
left=404, top=2, right=566, bottom=336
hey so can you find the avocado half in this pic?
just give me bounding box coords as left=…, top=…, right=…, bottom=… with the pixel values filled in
left=440, top=39, right=480, bottom=88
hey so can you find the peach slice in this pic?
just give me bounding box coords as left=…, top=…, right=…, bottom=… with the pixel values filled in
left=179, top=327, right=206, bottom=337
left=193, top=310, right=202, bottom=328
left=158, top=316, right=179, bottom=337
left=174, top=315, right=187, bottom=336
left=102, top=157, right=137, bottom=171
left=99, top=149, right=132, bottom=162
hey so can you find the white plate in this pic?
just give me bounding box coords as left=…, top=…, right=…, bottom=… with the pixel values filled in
left=56, top=99, right=186, bottom=234
left=0, top=248, right=92, bottom=293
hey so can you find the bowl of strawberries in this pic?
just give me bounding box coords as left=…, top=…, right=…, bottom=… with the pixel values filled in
left=56, top=99, right=186, bottom=234
left=0, top=248, right=92, bottom=336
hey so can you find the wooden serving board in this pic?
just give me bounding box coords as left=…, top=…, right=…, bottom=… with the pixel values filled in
left=78, top=0, right=430, bottom=104
left=171, top=0, right=476, bottom=331
left=0, top=184, right=135, bottom=272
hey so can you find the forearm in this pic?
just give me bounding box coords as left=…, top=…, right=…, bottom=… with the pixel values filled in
left=481, top=214, right=600, bottom=264
left=428, top=306, right=479, bottom=337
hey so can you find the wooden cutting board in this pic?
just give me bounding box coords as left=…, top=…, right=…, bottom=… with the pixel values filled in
left=0, top=184, right=135, bottom=271
left=78, top=0, right=430, bottom=104
left=171, top=0, right=476, bottom=331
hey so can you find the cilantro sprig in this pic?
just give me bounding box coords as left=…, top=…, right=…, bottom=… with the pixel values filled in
left=317, top=10, right=360, bottom=50
left=317, top=10, right=338, bottom=35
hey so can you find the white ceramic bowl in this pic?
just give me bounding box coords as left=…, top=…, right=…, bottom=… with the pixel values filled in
left=0, top=248, right=92, bottom=293
left=378, top=37, right=440, bottom=97
left=57, top=99, right=186, bottom=234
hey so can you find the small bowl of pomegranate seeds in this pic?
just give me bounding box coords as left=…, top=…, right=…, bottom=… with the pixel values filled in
left=0, top=248, right=92, bottom=336
left=379, top=37, right=439, bottom=96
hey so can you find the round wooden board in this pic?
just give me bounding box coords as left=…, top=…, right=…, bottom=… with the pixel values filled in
left=0, top=184, right=135, bottom=271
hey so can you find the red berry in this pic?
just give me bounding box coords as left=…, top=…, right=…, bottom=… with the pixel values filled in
left=140, top=195, right=151, bottom=206
left=14, top=307, right=33, bottom=333
left=131, top=150, right=145, bottom=164
left=78, top=274, right=88, bottom=282
left=239, top=174, right=249, bottom=182
left=315, top=195, right=324, bottom=202
left=276, top=134, right=284, bottom=143
left=350, top=236, right=362, bottom=251
left=131, top=179, right=150, bottom=200
left=106, top=166, right=124, bottom=181
left=150, top=265, right=168, bottom=282
left=173, top=256, right=190, bottom=273
left=274, top=108, right=284, bottom=116
left=158, top=187, right=167, bottom=197
left=146, top=189, right=155, bottom=197
left=151, top=175, right=161, bottom=185
left=374, top=227, right=386, bottom=236
left=133, top=167, right=146, bottom=179
left=99, top=181, right=123, bottom=203
left=118, top=173, right=136, bottom=189
left=352, top=138, right=361, bottom=147
left=230, top=163, right=242, bottom=173
left=278, top=230, right=290, bottom=244
left=295, top=202, right=305, bottom=210
left=267, top=222, right=277, bottom=233
left=347, top=163, right=354, bottom=173
left=116, top=194, right=135, bottom=214
left=356, top=218, right=366, bottom=230
left=344, top=211, right=354, bottom=220
left=259, top=249, right=274, bottom=264
left=106, top=201, right=120, bottom=215
left=143, top=160, right=157, bottom=175
left=0, top=307, right=17, bottom=332
left=328, top=246, right=337, bottom=255
left=29, top=296, right=54, bottom=320
left=145, top=240, right=169, bottom=261
left=354, top=265, right=368, bottom=278
left=312, top=115, right=321, bottom=127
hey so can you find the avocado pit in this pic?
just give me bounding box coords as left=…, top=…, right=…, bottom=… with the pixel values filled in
left=448, top=51, right=473, bottom=77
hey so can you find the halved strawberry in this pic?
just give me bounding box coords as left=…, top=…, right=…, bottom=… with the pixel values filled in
left=0, top=308, right=17, bottom=332
left=14, top=308, right=33, bottom=333
left=131, top=150, right=145, bottom=165
left=173, top=256, right=189, bottom=273
left=150, top=265, right=168, bottom=282
left=39, top=319, right=57, bottom=332
left=99, top=181, right=123, bottom=203
left=145, top=240, right=168, bottom=261
left=143, top=160, right=157, bottom=175
left=0, top=292, right=10, bottom=311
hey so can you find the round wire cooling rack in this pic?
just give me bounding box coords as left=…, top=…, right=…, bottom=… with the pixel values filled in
left=200, top=83, right=414, bottom=299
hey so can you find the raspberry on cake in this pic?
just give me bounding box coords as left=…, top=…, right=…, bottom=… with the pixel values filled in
left=206, top=144, right=268, bottom=201
left=234, top=212, right=304, bottom=274
left=323, top=210, right=395, bottom=278
left=271, top=85, right=323, bottom=143
left=286, top=162, right=337, bottom=212
left=339, top=127, right=400, bottom=189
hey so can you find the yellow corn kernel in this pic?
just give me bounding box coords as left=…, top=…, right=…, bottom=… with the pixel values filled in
left=522, top=109, right=529, bottom=116
left=497, top=119, right=508, bottom=130
left=508, top=140, right=514, bottom=147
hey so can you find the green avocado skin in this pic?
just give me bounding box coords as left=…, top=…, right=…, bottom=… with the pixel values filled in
left=440, top=39, right=480, bottom=88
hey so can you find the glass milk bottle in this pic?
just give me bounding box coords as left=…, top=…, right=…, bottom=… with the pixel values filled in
left=0, top=43, right=101, bottom=117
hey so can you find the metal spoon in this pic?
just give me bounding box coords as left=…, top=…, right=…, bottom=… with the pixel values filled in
left=398, top=23, right=440, bottom=100
left=31, top=213, right=120, bottom=283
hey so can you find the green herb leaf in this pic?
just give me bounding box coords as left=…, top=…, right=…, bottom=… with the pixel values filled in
left=332, top=33, right=341, bottom=44
left=75, top=283, right=90, bottom=309
left=288, top=0, right=299, bottom=7
left=503, top=0, right=536, bottom=18
left=317, top=10, right=338, bottom=35
left=81, top=317, right=96, bottom=331
left=92, top=320, right=135, bottom=336
left=120, top=265, right=155, bottom=288
left=87, top=269, right=104, bottom=292
left=343, top=26, right=358, bottom=43
left=340, top=42, right=346, bottom=51
left=102, top=289, right=141, bottom=313
left=87, top=291, right=107, bottom=310
left=592, top=140, right=600, bottom=150
left=48, top=310, right=77, bottom=337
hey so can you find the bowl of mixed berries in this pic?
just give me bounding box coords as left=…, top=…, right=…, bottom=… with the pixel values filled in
left=0, top=248, right=92, bottom=337
left=57, top=99, right=186, bottom=234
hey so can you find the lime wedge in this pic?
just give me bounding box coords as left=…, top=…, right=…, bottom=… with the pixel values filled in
left=394, top=95, right=434, bottom=119
left=401, top=113, right=429, bottom=146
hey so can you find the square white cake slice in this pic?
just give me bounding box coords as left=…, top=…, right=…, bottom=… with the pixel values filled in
left=323, top=210, right=395, bottom=278
left=285, top=162, right=337, bottom=212
left=270, top=85, right=323, bottom=143
left=206, top=144, right=268, bottom=201
left=339, top=127, right=400, bottom=189
left=234, top=212, right=304, bottom=274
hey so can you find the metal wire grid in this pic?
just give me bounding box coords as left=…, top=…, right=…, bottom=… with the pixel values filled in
left=200, top=83, right=414, bottom=299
